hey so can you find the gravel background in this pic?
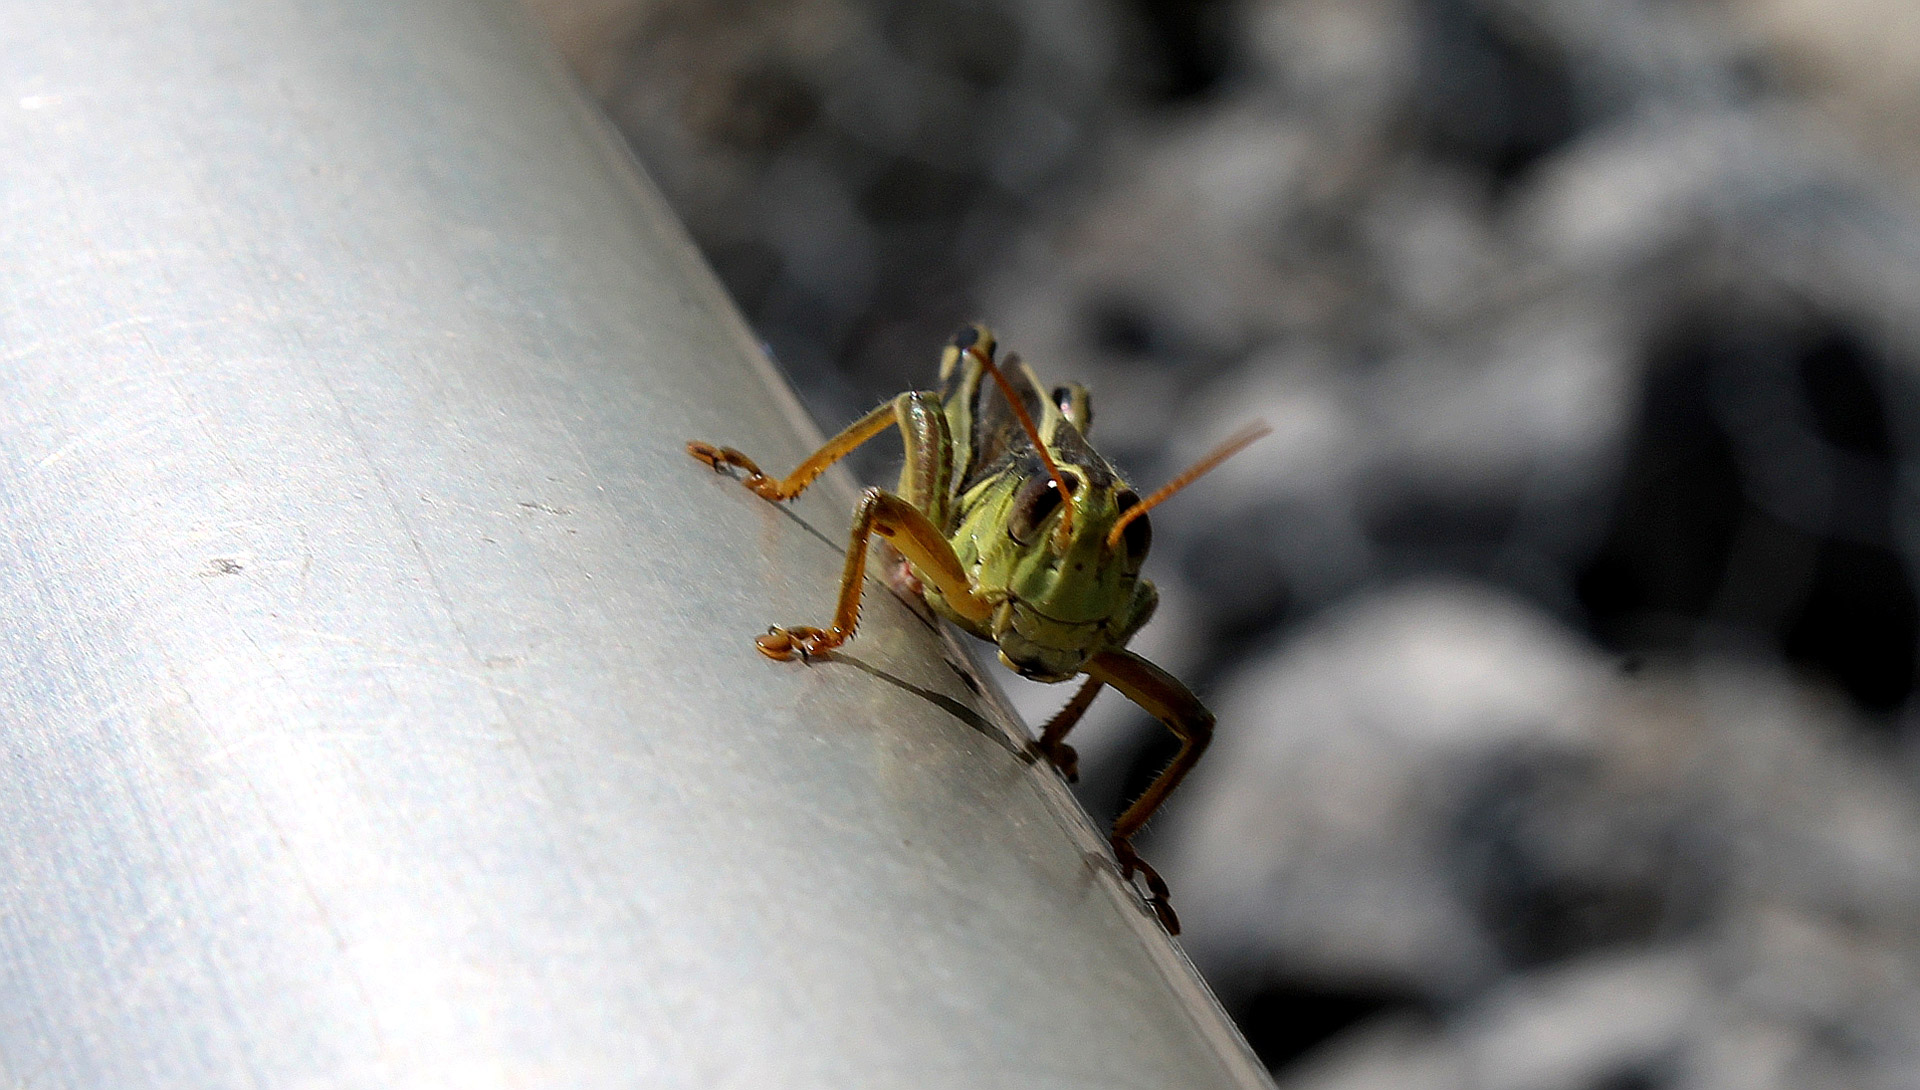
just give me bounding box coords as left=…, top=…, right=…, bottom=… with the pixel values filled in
left=525, top=0, right=1920, bottom=1084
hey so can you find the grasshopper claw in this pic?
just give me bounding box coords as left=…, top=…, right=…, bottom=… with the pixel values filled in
left=686, top=440, right=734, bottom=473
left=755, top=625, right=843, bottom=661
left=1037, top=738, right=1081, bottom=783
left=755, top=626, right=796, bottom=659
left=687, top=441, right=786, bottom=498
left=1111, top=837, right=1181, bottom=935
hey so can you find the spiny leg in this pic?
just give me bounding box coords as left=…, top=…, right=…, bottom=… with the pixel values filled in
left=1039, top=581, right=1152, bottom=782
left=757, top=487, right=994, bottom=661
left=688, top=397, right=903, bottom=502
left=1083, top=649, right=1215, bottom=934
left=1036, top=675, right=1104, bottom=782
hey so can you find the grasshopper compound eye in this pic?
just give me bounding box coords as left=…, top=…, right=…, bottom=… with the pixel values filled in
left=1009, top=472, right=1077, bottom=545
left=1113, top=490, right=1151, bottom=561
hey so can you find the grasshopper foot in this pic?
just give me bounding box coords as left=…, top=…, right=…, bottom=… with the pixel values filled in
left=755, top=625, right=846, bottom=662
left=1037, top=738, right=1081, bottom=783
left=1111, top=837, right=1180, bottom=935
left=686, top=440, right=745, bottom=473
left=686, top=441, right=785, bottom=500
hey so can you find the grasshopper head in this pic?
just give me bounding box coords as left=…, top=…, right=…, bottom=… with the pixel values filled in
left=960, top=334, right=1269, bottom=682
left=988, top=465, right=1155, bottom=682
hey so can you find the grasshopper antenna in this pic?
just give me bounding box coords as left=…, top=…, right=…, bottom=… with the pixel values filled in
left=1107, top=423, right=1271, bottom=551
left=974, top=346, right=1077, bottom=547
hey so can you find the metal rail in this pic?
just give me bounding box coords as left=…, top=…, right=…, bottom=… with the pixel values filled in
left=0, top=0, right=1273, bottom=1085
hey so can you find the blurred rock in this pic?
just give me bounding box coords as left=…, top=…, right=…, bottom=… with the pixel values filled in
left=518, top=0, right=651, bottom=95
left=1169, top=583, right=1612, bottom=998
left=1273, top=952, right=1710, bottom=1090
left=588, top=0, right=1119, bottom=416
left=1168, top=582, right=1920, bottom=1080
left=1729, top=0, right=1920, bottom=196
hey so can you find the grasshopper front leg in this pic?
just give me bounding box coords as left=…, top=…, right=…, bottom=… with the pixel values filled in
left=754, top=487, right=994, bottom=660
left=688, top=389, right=981, bottom=658
left=1041, top=649, right=1213, bottom=934
left=688, top=397, right=903, bottom=502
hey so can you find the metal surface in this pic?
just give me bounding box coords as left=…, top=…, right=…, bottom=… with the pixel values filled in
left=0, top=1, right=1274, bottom=1086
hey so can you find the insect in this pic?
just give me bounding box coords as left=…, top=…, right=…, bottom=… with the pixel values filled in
left=688, top=324, right=1266, bottom=933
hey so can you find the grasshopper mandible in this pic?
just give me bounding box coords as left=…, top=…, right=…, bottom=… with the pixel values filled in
left=688, top=325, right=1266, bottom=933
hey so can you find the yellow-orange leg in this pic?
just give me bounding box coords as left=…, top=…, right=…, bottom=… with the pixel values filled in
left=755, top=487, right=994, bottom=661
left=1081, top=649, right=1214, bottom=935
left=687, top=398, right=902, bottom=502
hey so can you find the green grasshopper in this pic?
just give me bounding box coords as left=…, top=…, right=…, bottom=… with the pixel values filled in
left=688, top=324, right=1265, bottom=933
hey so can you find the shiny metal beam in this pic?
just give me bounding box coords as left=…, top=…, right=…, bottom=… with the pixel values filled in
left=0, top=0, right=1272, bottom=1085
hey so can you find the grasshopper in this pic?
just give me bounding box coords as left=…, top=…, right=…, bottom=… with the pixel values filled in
left=688, top=325, right=1265, bottom=933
